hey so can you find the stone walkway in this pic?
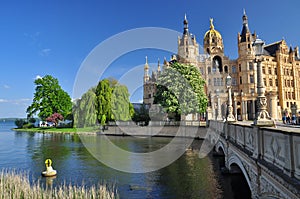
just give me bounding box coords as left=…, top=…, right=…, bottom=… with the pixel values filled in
left=234, top=120, right=300, bottom=133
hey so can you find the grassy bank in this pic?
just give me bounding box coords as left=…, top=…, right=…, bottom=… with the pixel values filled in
left=0, top=170, right=118, bottom=199
left=13, top=126, right=100, bottom=134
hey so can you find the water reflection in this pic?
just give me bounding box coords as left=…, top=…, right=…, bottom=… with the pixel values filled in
left=0, top=122, right=251, bottom=199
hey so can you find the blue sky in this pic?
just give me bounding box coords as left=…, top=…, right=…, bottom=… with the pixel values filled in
left=0, top=0, right=299, bottom=118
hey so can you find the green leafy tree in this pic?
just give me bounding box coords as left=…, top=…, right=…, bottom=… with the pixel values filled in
left=111, top=84, right=134, bottom=121
left=73, top=89, right=97, bottom=128
left=26, top=75, right=72, bottom=121
left=95, top=79, right=113, bottom=125
left=15, top=119, right=27, bottom=128
left=154, top=62, right=207, bottom=119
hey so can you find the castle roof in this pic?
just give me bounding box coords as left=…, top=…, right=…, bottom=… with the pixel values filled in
left=204, top=18, right=222, bottom=40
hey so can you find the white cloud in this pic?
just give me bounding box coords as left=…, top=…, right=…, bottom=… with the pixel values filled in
left=39, top=48, right=51, bottom=56
left=35, top=75, right=43, bottom=80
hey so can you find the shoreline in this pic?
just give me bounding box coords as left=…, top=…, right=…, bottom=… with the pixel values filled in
left=12, top=125, right=208, bottom=139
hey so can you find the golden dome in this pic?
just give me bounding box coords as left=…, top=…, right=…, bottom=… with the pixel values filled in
left=204, top=18, right=222, bottom=40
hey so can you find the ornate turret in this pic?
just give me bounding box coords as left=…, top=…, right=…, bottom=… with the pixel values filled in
left=204, top=18, right=224, bottom=55
left=240, top=9, right=251, bottom=43
left=177, top=14, right=199, bottom=62
left=144, top=56, right=150, bottom=83
left=183, top=14, right=189, bottom=35
left=157, top=58, right=161, bottom=73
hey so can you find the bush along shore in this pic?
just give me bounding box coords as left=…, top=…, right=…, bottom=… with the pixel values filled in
left=0, top=170, right=118, bottom=199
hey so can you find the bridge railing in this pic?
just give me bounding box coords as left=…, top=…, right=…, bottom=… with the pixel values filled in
left=210, top=120, right=300, bottom=181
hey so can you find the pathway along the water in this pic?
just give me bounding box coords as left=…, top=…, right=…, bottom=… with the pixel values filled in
left=0, top=121, right=251, bottom=199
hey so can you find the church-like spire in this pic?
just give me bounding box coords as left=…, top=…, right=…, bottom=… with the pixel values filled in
left=157, top=58, right=161, bottom=72
left=144, top=56, right=149, bottom=83
left=183, top=14, right=189, bottom=35
left=240, top=9, right=250, bottom=42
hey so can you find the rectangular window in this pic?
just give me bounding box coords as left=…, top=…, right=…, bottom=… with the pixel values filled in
left=275, top=79, right=278, bottom=86
left=263, top=78, right=267, bottom=86
left=239, top=64, right=241, bottom=72
left=268, top=67, right=272, bottom=74
left=232, top=66, right=236, bottom=73
left=274, top=68, right=277, bottom=75
left=240, top=76, right=242, bottom=84
left=249, top=62, right=253, bottom=70
left=269, top=79, right=273, bottom=86
left=250, top=75, right=254, bottom=83
left=262, top=66, right=266, bottom=74
left=232, top=78, right=237, bottom=86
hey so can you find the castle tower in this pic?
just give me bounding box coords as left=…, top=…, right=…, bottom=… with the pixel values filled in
left=238, top=9, right=256, bottom=58
left=237, top=10, right=258, bottom=120
left=177, top=14, right=199, bottom=64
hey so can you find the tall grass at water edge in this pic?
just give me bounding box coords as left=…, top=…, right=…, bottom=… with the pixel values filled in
left=0, top=170, right=118, bottom=199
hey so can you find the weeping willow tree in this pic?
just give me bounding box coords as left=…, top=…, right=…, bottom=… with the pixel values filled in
left=73, top=88, right=97, bottom=128
left=111, top=84, right=135, bottom=121
left=73, top=78, right=134, bottom=128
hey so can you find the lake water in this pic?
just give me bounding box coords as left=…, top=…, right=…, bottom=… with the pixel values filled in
left=0, top=121, right=251, bottom=199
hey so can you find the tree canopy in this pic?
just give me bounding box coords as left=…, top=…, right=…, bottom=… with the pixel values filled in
left=27, top=75, right=72, bottom=121
left=73, top=78, right=134, bottom=127
left=73, top=88, right=97, bottom=128
left=154, top=62, right=207, bottom=117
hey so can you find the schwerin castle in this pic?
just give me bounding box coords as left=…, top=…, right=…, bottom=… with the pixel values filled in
left=143, top=11, right=300, bottom=121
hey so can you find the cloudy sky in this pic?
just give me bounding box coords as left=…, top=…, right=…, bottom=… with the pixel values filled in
left=0, top=0, right=299, bottom=118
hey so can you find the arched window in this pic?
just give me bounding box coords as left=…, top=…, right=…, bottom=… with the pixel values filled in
left=224, top=65, right=228, bottom=73
left=212, top=56, right=223, bottom=73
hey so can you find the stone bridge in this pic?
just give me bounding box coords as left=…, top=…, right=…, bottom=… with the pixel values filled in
left=208, top=120, right=300, bottom=199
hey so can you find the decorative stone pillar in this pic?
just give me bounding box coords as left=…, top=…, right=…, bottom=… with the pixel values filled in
left=233, top=92, right=238, bottom=120
left=216, top=90, right=222, bottom=120
left=226, top=75, right=236, bottom=122
left=252, top=38, right=275, bottom=127
left=211, top=95, right=215, bottom=120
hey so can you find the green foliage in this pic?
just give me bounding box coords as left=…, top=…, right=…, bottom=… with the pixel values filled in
left=73, top=78, right=134, bottom=127
left=26, top=75, right=72, bottom=121
left=28, top=117, right=36, bottom=124
left=154, top=62, right=207, bottom=117
left=15, top=119, right=27, bottom=128
left=73, top=89, right=98, bottom=128
left=111, top=84, right=134, bottom=121
left=95, top=79, right=113, bottom=124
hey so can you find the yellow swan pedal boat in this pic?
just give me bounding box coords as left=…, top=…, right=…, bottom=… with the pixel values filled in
left=42, top=159, right=57, bottom=177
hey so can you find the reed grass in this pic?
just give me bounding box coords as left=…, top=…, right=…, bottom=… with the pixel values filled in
left=0, top=169, right=118, bottom=199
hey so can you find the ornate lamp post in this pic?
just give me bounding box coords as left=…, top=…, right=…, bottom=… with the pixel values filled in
left=252, top=38, right=275, bottom=127
left=226, top=74, right=236, bottom=122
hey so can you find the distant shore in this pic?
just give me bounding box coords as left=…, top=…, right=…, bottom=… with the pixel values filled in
left=12, top=126, right=99, bottom=135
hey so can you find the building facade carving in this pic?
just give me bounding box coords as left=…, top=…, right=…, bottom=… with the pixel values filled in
left=143, top=11, right=300, bottom=121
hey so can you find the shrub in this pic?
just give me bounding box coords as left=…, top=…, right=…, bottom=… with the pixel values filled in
left=15, top=119, right=27, bottom=128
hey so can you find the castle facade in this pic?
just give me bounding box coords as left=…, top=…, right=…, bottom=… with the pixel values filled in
left=143, top=11, right=300, bottom=121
